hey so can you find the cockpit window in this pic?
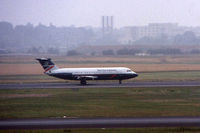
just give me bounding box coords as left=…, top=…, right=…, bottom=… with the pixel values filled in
left=127, top=70, right=131, bottom=72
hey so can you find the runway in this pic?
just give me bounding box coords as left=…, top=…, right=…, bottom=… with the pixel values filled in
left=0, top=81, right=200, bottom=89
left=1, top=117, right=200, bottom=129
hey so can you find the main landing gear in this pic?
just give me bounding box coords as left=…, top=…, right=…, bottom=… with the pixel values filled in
left=80, top=79, right=87, bottom=85
left=119, top=80, right=122, bottom=84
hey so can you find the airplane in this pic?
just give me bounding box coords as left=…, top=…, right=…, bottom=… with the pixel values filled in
left=36, top=58, right=138, bottom=85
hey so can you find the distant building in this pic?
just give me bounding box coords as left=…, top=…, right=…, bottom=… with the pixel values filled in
left=118, top=23, right=199, bottom=43
left=134, top=23, right=179, bottom=39
left=118, top=27, right=135, bottom=44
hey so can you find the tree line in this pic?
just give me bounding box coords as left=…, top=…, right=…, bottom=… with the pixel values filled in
left=0, top=21, right=94, bottom=53
left=1, top=21, right=200, bottom=55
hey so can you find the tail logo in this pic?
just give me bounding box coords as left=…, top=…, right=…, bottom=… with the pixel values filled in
left=44, top=65, right=54, bottom=73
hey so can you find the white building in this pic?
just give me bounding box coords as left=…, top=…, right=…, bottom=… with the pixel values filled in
left=134, top=23, right=179, bottom=39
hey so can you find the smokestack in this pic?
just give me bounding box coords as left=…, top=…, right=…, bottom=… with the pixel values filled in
left=102, top=16, right=105, bottom=35
left=106, top=16, right=109, bottom=32
left=111, top=16, right=113, bottom=31
left=102, top=16, right=114, bottom=35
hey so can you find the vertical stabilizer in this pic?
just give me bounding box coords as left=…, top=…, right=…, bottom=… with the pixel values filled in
left=36, top=58, right=58, bottom=74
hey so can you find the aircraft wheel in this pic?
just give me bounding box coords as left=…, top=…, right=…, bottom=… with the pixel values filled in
left=119, top=80, right=122, bottom=84
left=80, top=79, right=87, bottom=85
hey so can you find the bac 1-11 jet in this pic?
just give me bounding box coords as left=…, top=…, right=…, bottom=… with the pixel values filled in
left=36, top=58, right=138, bottom=85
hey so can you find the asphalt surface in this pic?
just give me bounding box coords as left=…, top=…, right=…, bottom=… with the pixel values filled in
left=1, top=117, right=200, bottom=129
left=0, top=81, right=200, bottom=89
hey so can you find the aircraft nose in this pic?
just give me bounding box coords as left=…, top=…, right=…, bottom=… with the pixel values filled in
left=134, top=73, right=138, bottom=77
left=132, top=72, right=138, bottom=77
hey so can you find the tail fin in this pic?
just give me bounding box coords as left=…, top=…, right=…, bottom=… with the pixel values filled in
left=36, top=58, right=58, bottom=73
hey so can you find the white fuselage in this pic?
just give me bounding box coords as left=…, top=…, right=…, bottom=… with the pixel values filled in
left=52, top=67, right=135, bottom=75
left=47, top=67, right=138, bottom=81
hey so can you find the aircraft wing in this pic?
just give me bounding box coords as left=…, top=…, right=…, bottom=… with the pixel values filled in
left=76, top=76, right=98, bottom=80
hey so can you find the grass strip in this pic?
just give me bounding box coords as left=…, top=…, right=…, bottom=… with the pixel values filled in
left=0, top=86, right=200, bottom=118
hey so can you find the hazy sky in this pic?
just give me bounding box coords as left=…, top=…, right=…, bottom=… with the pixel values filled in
left=0, top=0, right=200, bottom=28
